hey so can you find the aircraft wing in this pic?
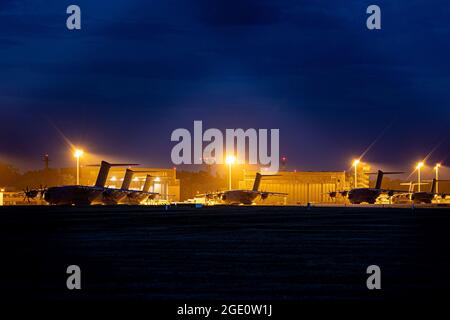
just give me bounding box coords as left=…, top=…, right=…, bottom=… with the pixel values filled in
left=322, top=190, right=349, bottom=197
left=259, top=191, right=288, bottom=196
left=379, top=189, right=411, bottom=195
left=195, top=192, right=223, bottom=198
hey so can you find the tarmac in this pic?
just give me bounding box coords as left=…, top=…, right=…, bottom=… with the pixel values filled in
left=0, top=204, right=449, bottom=301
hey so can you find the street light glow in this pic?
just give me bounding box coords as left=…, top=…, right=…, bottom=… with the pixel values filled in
left=416, top=161, right=424, bottom=192
left=74, top=149, right=84, bottom=158
left=416, top=161, right=424, bottom=170
left=226, top=155, right=236, bottom=190
left=74, top=148, right=84, bottom=185
left=226, top=155, right=236, bottom=165
left=352, top=159, right=360, bottom=188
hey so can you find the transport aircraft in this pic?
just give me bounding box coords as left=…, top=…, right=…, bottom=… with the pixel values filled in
left=198, top=173, right=287, bottom=205
left=102, top=168, right=137, bottom=205
left=391, top=181, right=427, bottom=204
left=410, top=179, right=450, bottom=204
left=122, top=174, right=159, bottom=205
left=327, top=170, right=405, bottom=204
left=103, top=169, right=160, bottom=205
left=25, top=161, right=137, bottom=205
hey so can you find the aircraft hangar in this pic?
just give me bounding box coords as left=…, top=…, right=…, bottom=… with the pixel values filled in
left=238, top=168, right=369, bottom=205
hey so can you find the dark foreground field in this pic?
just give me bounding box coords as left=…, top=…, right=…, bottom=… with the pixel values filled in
left=0, top=205, right=449, bottom=302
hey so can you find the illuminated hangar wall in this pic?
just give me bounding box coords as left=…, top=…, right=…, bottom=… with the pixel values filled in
left=239, top=171, right=348, bottom=205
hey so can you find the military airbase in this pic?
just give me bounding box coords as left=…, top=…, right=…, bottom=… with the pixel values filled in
left=0, top=158, right=449, bottom=301
left=1, top=157, right=450, bottom=207
left=1, top=157, right=449, bottom=301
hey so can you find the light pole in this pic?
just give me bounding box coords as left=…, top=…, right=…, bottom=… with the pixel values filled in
left=226, top=155, right=236, bottom=190
left=353, top=159, right=360, bottom=188
left=416, top=162, right=424, bottom=192
left=435, top=163, right=441, bottom=193
left=74, top=149, right=84, bottom=185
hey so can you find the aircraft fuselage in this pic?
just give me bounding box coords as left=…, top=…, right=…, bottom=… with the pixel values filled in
left=101, top=188, right=129, bottom=205
left=411, top=192, right=435, bottom=204
left=347, top=188, right=382, bottom=204
left=44, top=186, right=104, bottom=205
left=220, top=190, right=259, bottom=205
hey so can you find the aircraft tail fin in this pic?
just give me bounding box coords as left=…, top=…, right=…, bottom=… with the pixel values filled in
left=252, top=173, right=281, bottom=191
left=121, top=169, right=134, bottom=190
left=128, top=170, right=159, bottom=192
left=368, top=170, right=403, bottom=190
left=252, top=173, right=262, bottom=191
left=374, top=170, right=384, bottom=190
left=142, top=175, right=153, bottom=192
left=432, top=179, right=450, bottom=194
left=94, top=161, right=112, bottom=188
left=431, top=179, right=437, bottom=194
left=90, top=161, right=140, bottom=188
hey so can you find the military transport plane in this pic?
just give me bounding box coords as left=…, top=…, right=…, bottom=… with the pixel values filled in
left=39, top=161, right=138, bottom=205
left=328, top=170, right=404, bottom=204
left=410, top=179, right=450, bottom=204
left=123, top=174, right=159, bottom=205
left=103, top=169, right=160, bottom=205
left=198, top=173, right=287, bottom=205
left=102, top=168, right=137, bottom=205
left=391, top=181, right=428, bottom=204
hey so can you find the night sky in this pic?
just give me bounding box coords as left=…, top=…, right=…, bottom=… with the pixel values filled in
left=1, top=0, right=450, bottom=178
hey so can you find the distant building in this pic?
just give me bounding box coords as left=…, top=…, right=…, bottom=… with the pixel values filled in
left=347, top=162, right=371, bottom=189
left=239, top=170, right=348, bottom=205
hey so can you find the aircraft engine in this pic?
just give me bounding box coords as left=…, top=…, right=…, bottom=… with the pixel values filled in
left=261, top=193, right=269, bottom=200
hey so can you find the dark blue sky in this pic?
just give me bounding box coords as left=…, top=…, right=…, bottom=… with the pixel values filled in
left=1, top=0, right=450, bottom=177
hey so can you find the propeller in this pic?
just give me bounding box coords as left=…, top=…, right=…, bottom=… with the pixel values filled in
left=23, top=186, right=39, bottom=203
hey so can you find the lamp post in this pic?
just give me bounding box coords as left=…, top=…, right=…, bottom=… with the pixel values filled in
left=353, top=159, right=360, bottom=188
left=416, top=162, right=424, bottom=192
left=74, top=149, right=84, bottom=185
left=435, top=163, right=441, bottom=193
left=226, top=155, right=236, bottom=190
